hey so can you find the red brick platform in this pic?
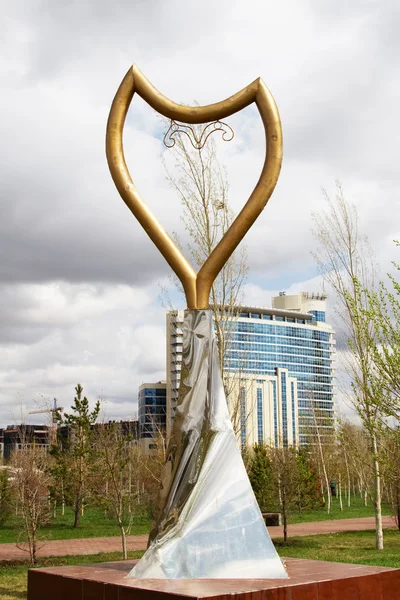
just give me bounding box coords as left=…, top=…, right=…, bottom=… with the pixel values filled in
left=28, top=557, right=400, bottom=600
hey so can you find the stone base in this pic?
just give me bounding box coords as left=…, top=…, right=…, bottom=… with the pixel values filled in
left=28, top=557, right=400, bottom=599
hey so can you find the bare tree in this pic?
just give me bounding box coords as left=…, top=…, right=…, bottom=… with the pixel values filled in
left=311, top=407, right=332, bottom=514
left=11, top=447, right=52, bottom=564
left=337, top=420, right=357, bottom=508
left=270, top=447, right=301, bottom=542
left=92, top=422, right=139, bottom=559
left=139, top=426, right=169, bottom=518
left=0, top=466, right=12, bottom=525
left=162, top=122, right=251, bottom=439
left=312, top=181, right=384, bottom=549
left=302, top=391, right=336, bottom=513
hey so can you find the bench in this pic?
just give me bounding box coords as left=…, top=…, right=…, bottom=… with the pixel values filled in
left=261, top=512, right=282, bottom=526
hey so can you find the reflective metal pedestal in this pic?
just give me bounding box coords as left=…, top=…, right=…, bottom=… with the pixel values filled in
left=129, top=310, right=287, bottom=579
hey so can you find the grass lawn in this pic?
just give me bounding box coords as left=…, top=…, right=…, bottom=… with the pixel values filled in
left=288, top=495, right=391, bottom=524
left=0, top=497, right=392, bottom=545
left=1, top=529, right=400, bottom=600
left=276, top=528, right=400, bottom=569
left=0, top=550, right=144, bottom=600
left=0, top=507, right=152, bottom=544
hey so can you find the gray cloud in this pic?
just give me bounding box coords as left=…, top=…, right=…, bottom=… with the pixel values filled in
left=1, top=0, right=400, bottom=424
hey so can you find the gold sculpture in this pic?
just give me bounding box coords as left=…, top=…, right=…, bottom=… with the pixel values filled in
left=106, top=66, right=287, bottom=579
left=106, top=65, right=282, bottom=309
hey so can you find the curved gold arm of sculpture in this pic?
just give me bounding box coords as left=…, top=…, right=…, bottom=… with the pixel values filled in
left=106, top=65, right=282, bottom=309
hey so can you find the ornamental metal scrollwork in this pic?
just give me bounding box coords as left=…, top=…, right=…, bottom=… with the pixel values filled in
left=163, top=119, right=234, bottom=150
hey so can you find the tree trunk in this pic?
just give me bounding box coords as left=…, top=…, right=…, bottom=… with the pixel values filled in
left=283, top=511, right=287, bottom=542
left=371, top=433, right=383, bottom=550
left=119, top=522, right=127, bottom=560
left=313, top=409, right=331, bottom=514
left=338, top=473, right=343, bottom=511
left=319, top=444, right=330, bottom=513
left=61, top=481, right=65, bottom=516
left=128, top=463, right=132, bottom=514
left=344, top=452, right=351, bottom=507
left=31, top=536, right=37, bottom=565
left=73, top=495, right=81, bottom=528
left=282, top=478, right=288, bottom=542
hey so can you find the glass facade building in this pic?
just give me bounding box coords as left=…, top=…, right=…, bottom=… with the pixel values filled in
left=225, top=311, right=334, bottom=444
left=166, top=293, right=335, bottom=447
left=138, top=382, right=167, bottom=452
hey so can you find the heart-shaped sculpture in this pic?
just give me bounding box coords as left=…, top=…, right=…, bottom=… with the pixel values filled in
left=106, top=65, right=282, bottom=308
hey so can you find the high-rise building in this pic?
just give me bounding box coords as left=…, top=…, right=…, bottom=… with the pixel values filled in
left=138, top=381, right=167, bottom=452
left=224, top=369, right=300, bottom=450
left=166, top=292, right=335, bottom=447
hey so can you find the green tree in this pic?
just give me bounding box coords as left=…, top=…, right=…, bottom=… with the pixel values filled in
left=49, top=448, right=68, bottom=516
left=295, top=449, right=320, bottom=512
left=0, top=468, right=11, bottom=525
left=57, top=384, right=100, bottom=528
left=381, top=426, right=400, bottom=530
left=355, top=243, right=400, bottom=528
left=249, top=444, right=274, bottom=513
left=366, top=242, right=400, bottom=416
left=312, top=182, right=385, bottom=550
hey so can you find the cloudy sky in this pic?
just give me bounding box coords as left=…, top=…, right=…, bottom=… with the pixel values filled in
left=1, top=0, right=399, bottom=425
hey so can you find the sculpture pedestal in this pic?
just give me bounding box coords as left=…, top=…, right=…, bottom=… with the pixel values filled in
left=28, top=557, right=400, bottom=599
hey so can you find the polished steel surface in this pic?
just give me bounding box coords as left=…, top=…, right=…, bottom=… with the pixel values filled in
left=128, top=310, right=287, bottom=579
left=105, top=65, right=282, bottom=309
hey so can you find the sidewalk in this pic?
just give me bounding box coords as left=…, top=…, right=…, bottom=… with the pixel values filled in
left=0, top=516, right=394, bottom=561
left=267, top=516, right=394, bottom=538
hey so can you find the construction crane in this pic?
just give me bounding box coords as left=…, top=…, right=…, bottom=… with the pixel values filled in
left=29, top=398, right=64, bottom=444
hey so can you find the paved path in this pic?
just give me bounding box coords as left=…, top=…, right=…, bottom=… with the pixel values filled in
left=0, top=516, right=394, bottom=561
left=267, top=516, right=394, bottom=538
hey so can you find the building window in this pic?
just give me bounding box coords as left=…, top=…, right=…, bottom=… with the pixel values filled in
left=257, top=387, right=263, bottom=444
left=138, top=387, right=166, bottom=440
left=169, top=306, right=334, bottom=447
left=309, top=310, right=326, bottom=323
left=272, top=380, right=278, bottom=448
left=240, top=387, right=246, bottom=451
left=281, top=372, right=288, bottom=447
left=291, top=380, right=296, bottom=443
